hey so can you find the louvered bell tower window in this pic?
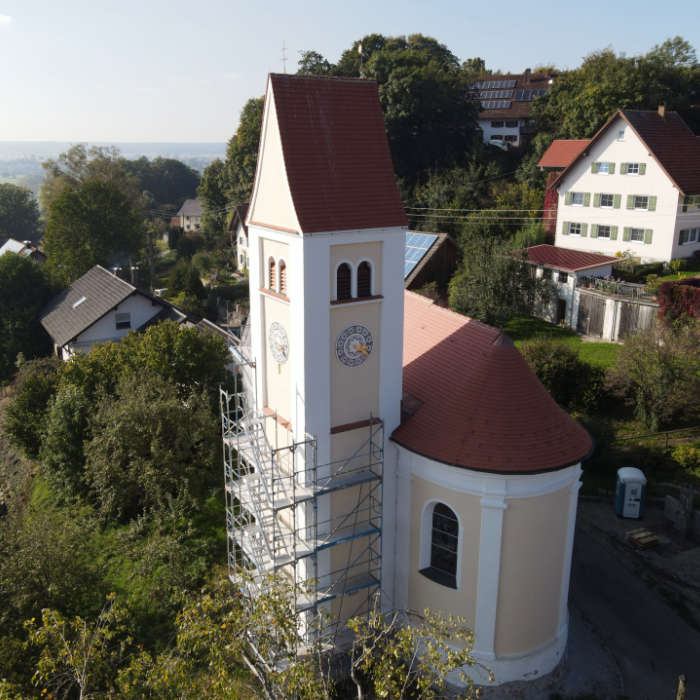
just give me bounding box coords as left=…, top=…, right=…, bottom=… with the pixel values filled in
left=279, top=260, right=287, bottom=295
left=357, top=261, right=372, bottom=298
left=268, top=258, right=276, bottom=291
left=336, top=263, right=351, bottom=300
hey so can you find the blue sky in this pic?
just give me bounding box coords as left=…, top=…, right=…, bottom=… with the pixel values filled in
left=0, top=0, right=697, bottom=143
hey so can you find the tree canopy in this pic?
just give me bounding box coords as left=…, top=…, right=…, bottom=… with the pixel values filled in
left=43, top=178, right=144, bottom=285
left=0, top=183, right=41, bottom=242
left=0, top=254, right=53, bottom=381
left=122, top=156, right=200, bottom=213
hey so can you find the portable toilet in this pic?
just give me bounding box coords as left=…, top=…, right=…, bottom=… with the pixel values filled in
left=615, top=467, right=647, bottom=519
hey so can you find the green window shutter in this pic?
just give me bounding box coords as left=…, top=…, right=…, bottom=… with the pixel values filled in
left=565, top=192, right=572, bottom=205
left=610, top=226, right=618, bottom=240
left=583, top=192, right=591, bottom=206
left=623, top=227, right=631, bottom=241
left=648, top=196, right=657, bottom=211
left=581, top=223, right=588, bottom=237
left=639, top=163, right=646, bottom=175
left=593, top=193, right=601, bottom=207
left=613, top=194, right=621, bottom=209
left=644, top=229, right=653, bottom=244
left=609, top=163, right=616, bottom=174
left=562, top=221, right=570, bottom=235
left=591, top=162, right=599, bottom=174
left=591, top=224, right=598, bottom=238
left=621, top=163, right=628, bottom=174
left=626, top=195, right=634, bottom=209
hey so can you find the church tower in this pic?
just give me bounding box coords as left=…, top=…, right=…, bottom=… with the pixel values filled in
left=226, top=74, right=407, bottom=627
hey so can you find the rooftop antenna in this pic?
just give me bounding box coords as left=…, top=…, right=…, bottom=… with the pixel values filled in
left=282, top=41, right=288, bottom=73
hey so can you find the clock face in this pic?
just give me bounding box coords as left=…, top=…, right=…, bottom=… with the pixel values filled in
left=269, top=322, right=289, bottom=364
left=336, top=324, right=373, bottom=367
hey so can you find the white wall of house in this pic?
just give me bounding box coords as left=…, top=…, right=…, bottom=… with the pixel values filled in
left=554, top=115, right=694, bottom=263
left=235, top=220, right=249, bottom=270
left=61, top=293, right=162, bottom=358
left=478, top=118, right=523, bottom=147
left=181, top=214, right=201, bottom=232
left=533, top=264, right=613, bottom=327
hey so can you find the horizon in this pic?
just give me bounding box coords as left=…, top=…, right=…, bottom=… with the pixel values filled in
left=1, top=0, right=697, bottom=143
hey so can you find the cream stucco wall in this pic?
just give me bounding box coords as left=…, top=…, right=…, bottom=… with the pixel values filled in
left=329, top=241, right=383, bottom=298
left=248, top=91, right=299, bottom=233
left=494, top=487, right=570, bottom=656
left=555, top=115, right=685, bottom=262
left=329, top=301, right=381, bottom=427
left=407, top=476, right=481, bottom=628
left=262, top=294, right=291, bottom=419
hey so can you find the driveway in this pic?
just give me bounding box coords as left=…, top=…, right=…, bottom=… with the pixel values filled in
left=571, top=515, right=700, bottom=700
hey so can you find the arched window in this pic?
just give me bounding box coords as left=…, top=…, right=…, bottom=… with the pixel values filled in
left=357, top=261, right=372, bottom=298
left=268, top=258, right=276, bottom=291
left=336, top=263, right=351, bottom=301
left=420, top=502, right=458, bottom=589
left=278, top=260, right=287, bottom=295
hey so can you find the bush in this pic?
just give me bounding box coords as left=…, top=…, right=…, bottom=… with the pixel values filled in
left=657, top=277, right=700, bottom=323
left=672, top=443, right=700, bottom=471
left=520, top=337, right=606, bottom=412
left=167, top=260, right=205, bottom=299
left=608, top=323, right=700, bottom=430
left=2, top=358, right=61, bottom=457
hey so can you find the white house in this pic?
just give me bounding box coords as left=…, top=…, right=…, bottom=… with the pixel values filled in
left=551, top=108, right=700, bottom=263
left=222, top=73, right=592, bottom=687
left=228, top=203, right=249, bottom=270
left=176, top=198, right=203, bottom=232
left=0, top=237, right=46, bottom=264
left=469, top=70, right=555, bottom=149
left=40, top=265, right=187, bottom=359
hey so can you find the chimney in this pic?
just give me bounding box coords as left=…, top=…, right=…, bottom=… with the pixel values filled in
left=524, top=67, right=531, bottom=83
left=658, top=104, right=666, bottom=118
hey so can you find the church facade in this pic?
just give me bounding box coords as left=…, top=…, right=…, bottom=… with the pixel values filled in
left=222, top=73, right=592, bottom=686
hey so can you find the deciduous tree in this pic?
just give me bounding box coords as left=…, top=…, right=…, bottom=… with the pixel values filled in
left=0, top=184, right=40, bottom=242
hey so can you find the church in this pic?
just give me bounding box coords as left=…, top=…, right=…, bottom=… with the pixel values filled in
left=221, top=73, right=592, bottom=686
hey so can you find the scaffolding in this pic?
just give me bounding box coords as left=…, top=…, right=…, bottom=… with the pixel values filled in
left=220, top=347, right=383, bottom=645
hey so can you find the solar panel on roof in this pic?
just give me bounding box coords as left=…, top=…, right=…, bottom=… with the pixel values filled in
left=404, top=232, right=438, bottom=278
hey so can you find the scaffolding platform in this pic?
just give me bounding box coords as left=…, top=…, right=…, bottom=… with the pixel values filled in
left=220, top=354, right=384, bottom=638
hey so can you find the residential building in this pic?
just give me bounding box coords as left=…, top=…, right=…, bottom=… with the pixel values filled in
left=228, top=203, right=249, bottom=270
left=0, top=237, right=46, bottom=264
left=176, top=198, right=203, bottom=232
left=469, top=70, right=555, bottom=148
left=550, top=108, right=700, bottom=263
left=40, top=265, right=187, bottom=359
left=526, top=244, right=616, bottom=325
left=221, top=72, right=591, bottom=687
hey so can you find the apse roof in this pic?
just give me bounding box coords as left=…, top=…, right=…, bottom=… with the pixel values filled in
left=392, top=292, right=592, bottom=473
left=268, top=73, right=408, bottom=233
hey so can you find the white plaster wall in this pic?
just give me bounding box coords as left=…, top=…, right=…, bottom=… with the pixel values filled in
left=247, top=86, right=300, bottom=234
left=672, top=206, right=700, bottom=259
left=555, top=116, right=681, bottom=262
left=478, top=118, right=523, bottom=147
left=72, top=293, right=161, bottom=347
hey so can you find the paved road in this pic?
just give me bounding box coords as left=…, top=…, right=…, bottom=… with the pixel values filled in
left=571, top=522, right=700, bottom=700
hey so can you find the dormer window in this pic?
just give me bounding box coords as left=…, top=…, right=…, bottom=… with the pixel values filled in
left=336, top=263, right=352, bottom=301
left=357, top=261, right=372, bottom=298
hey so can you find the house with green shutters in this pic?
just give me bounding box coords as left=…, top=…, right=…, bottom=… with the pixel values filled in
left=549, top=107, right=700, bottom=263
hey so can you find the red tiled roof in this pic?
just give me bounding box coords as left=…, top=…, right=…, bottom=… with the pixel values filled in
left=553, top=109, right=700, bottom=194
left=525, top=245, right=617, bottom=272
left=538, top=140, right=590, bottom=169
left=269, top=74, right=407, bottom=233
left=391, top=292, right=592, bottom=473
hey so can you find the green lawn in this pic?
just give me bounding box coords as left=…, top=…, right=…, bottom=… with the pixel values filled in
left=503, top=315, right=621, bottom=369
left=654, top=260, right=700, bottom=284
